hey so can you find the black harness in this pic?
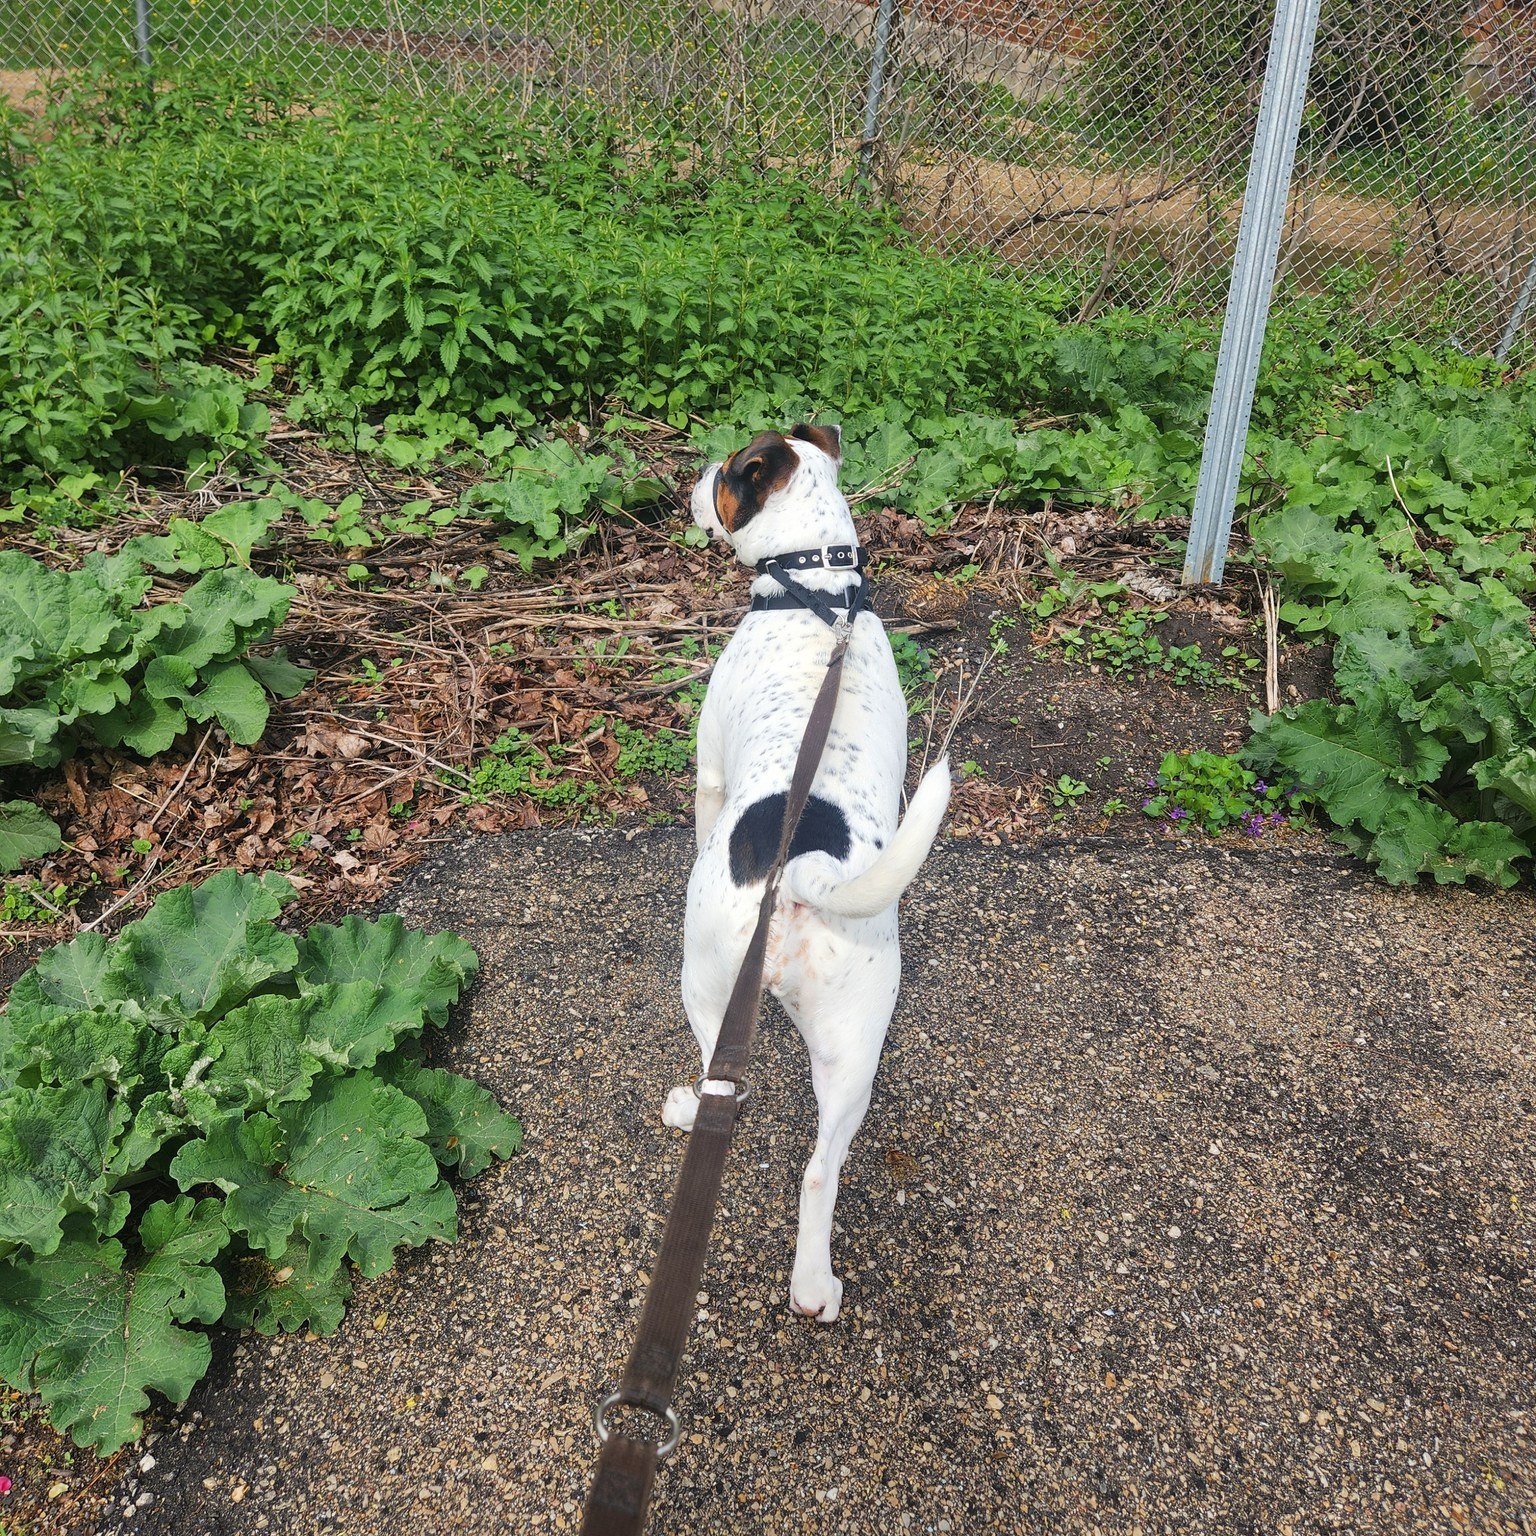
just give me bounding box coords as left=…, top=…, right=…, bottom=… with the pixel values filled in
left=749, top=544, right=871, bottom=630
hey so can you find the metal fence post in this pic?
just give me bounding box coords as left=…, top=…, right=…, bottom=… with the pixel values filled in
left=134, top=0, right=152, bottom=69
left=1182, top=0, right=1322, bottom=587
left=1495, top=248, right=1536, bottom=362
left=858, top=0, right=897, bottom=181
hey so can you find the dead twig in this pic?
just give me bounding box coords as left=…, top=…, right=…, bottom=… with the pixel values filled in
left=143, top=724, right=216, bottom=838
left=1259, top=576, right=1281, bottom=716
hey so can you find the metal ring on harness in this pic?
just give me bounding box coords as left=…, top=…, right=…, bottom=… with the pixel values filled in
left=593, top=1390, right=683, bottom=1459
left=692, top=1073, right=753, bottom=1106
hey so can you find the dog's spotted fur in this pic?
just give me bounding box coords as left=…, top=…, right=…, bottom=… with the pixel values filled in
left=669, top=425, right=951, bottom=1322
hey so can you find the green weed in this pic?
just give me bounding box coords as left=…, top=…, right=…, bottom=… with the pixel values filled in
left=467, top=728, right=594, bottom=810
left=1141, top=751, right=1306, bottom=837
left=889, top=632, right=936, bottom=711
left=612, top=720, right=692, bottom=780
left=1057, top=606, right=1257, bottom=688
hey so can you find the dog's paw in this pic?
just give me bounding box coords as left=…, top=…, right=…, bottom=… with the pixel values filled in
left=661, top=1084, right=699, bottom=1132
left=788, top=1270, right=843, bottom=1323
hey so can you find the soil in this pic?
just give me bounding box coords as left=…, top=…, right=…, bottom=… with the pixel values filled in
left=905, top=160, right=1531, bottom=308
left=0, top=69, right=51, bottom=111
left=16, top=829, right=1532, bottom=1536
left=308, top=26, right=555, bottom=73
left=884, top=583, right=1332, bottom=842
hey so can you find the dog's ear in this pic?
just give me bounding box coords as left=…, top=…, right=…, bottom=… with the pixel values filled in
left=716, top=430, right=797, bottom=533
left=789, top=422, right=842, bottom=464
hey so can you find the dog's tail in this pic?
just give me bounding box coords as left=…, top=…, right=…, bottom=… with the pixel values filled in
left=786, top=759, right=951, bottom=919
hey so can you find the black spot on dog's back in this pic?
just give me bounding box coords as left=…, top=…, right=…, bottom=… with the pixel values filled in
left=729, top=793, right=851, bottom=886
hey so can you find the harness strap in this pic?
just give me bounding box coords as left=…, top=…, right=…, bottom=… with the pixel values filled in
left=758, top=560, right=871, bottom=631
left=749, top=587, right=869, bottom=616
left=582, top=629, right=851, bottom=1536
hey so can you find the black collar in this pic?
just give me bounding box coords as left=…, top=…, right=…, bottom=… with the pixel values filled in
left=753, top=544, right=865, bottom=576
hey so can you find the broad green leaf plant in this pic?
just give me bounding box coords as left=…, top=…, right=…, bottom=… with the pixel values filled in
left=1248, top=378, right=1536, bottom=886
left=0, top=549, right=309, bottom=871
left=0, top=870, right=518, bottom=1453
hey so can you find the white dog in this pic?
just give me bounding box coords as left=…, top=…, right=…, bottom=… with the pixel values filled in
left=666, top=423, right=951, bottom=1322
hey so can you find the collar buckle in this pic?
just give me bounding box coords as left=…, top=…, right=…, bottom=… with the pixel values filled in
left=755, top=544, right=864, bottom=576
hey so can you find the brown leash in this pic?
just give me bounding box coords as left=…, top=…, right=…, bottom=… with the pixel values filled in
left=581, top=621, right=852, bottom=1535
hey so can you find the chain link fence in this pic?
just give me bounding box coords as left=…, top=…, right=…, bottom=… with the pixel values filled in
left=5, top=0, right=1535, bottom=351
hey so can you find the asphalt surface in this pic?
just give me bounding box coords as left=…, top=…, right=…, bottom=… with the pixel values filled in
left=109, top=829, right=1535, bottom=1536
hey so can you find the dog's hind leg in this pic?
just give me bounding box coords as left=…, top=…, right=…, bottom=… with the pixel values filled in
left=783, top=955, right=898, bottom=1322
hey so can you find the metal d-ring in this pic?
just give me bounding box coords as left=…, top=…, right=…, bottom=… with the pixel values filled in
left=693, top=1073, right=752, bottom=1107
left=593, top=1389, right=683, bottom=1458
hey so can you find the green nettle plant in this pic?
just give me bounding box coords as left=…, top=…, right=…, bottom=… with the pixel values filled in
left=0, top=871, right=518, bottom=1453
left=0, top=548, right=309, bottom=871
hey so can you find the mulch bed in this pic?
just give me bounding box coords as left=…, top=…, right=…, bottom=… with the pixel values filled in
left=3, top=413, right=1276, bottom=971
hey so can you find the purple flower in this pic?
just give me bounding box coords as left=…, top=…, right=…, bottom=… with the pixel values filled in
left=1253, top=779, right=1267, bottom=794
left=1168, top=808, right=1188, bottom=822
left=1269, top=810, right=1285, bottom=826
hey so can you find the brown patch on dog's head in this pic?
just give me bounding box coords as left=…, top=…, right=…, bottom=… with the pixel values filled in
left=789, top=422, right=842, bottom=464
left=715, top=429, right=798, bottom=533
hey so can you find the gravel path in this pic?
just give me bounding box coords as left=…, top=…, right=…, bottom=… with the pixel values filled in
left=111, top=830, right=1535, bottom=1535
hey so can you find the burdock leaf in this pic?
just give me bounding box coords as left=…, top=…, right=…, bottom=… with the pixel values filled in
left=170, top=1073, right=455, bottom=1280
left=221, top=1238, right=353, bottom=1336
left=109, top=870, right=297, bottom=1023
left=0, top=705, right=65, bottom=769
left=92, top=690, right=188, bottom=757
left=134, top=569, right=294, bottom=671
left=299, top=980, right=410, bottom=1070
left=149, top=658, right=271, bottom=745
left=113, top=1090, right=187, bottom=1177
left=245, top=649, right=313, bottom=699
left=1, top=933, right=120, bottom=1049
left=1246, top=698, right=1450, bottom=831
left=0, top=1197, right=228, bottom=1453
left=0, top=800, right=62, bottom=874
left=189, top=995, right=321, bottom=1123
left=17, top=1005, right=172, bottom=1095
left=1474, top=746, right=1536, bottom=822
left=377, top=1057, right=522, bottom=1177
left=0, top=551, right=125, bottom=689
left=0, top=1082, right=130, bottom=1257
left=296, top=915, right=478, bottom=1030
left=1363, top=795, right=1460, bottom=885
left=1436, top=819, right=1530, bottom=887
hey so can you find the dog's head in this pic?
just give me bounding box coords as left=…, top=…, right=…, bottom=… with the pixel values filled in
left=691, top=423, right=849, bottom=567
